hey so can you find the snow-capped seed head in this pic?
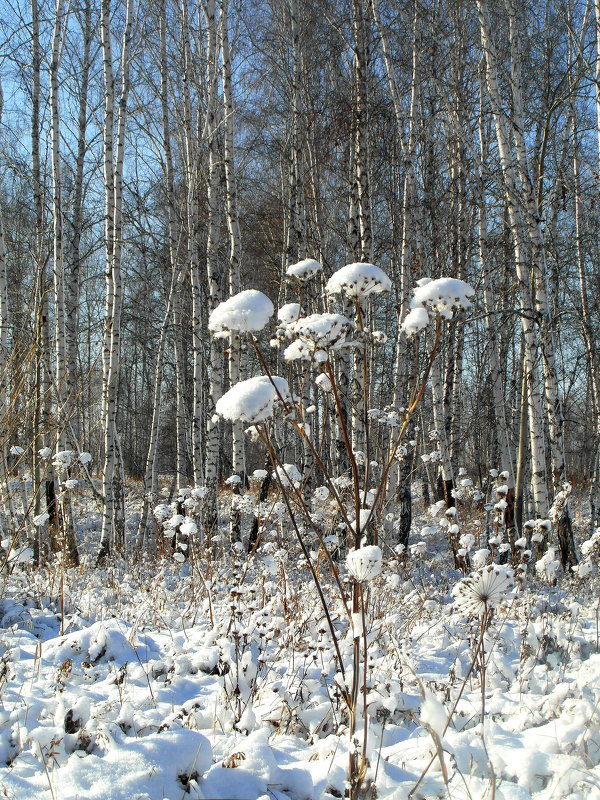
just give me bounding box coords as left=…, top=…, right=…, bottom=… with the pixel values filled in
left=180, top=521, right=197, bottom=537
left=53, top=450, right=75, bottom=469
left=284, top=313, right=354, bottom=362
left=401, top=306, right=430, bottom=336
left=286, top=258, right=322, bottom=281
left=325, top=263, right=392, bottom=298
left=452, top=564, right=515, bottom=616
left=215, top=375, right=291, bottom=423
left=273, top=463, right=302, bottom=488
left=346, top=545, right=383, bottom=582
left=208, top=289, right=274, bottom=338
left=315, top=373, right=332, bottom=392
left=277, top=302, right=303, bottom=327
left=410, top=277, right=475, bottom=320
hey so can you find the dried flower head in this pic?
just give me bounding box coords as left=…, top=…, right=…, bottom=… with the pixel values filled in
left=452, top=564, right=515, bottom=616
left=346, top=545, right=383, bottom=582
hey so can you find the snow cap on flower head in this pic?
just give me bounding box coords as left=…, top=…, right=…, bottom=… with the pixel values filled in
left=346, top=545, right=383, bottom=582
left=286, top=258, right=322, bottom=281
left=409, top=277, right=474, bottom=320
left=209, top=289, right=274, bottom=338
left=452, top=564, right=515, bottom=616
left=326, top=263, right=392, bottom=297
left=216, top=375, right=291, bottom=423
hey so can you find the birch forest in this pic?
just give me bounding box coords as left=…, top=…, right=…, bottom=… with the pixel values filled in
left=0, top=0, right=599, bottom=798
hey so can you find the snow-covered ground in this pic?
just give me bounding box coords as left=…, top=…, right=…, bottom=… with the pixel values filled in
left=0, top=502, right=599, bottom=800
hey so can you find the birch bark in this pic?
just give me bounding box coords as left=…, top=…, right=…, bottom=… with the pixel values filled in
left=203, top=0, right=223, bottom=534
left=477, top=0, right=550, bottom=520
left=98, top=0, right=133, bottom=560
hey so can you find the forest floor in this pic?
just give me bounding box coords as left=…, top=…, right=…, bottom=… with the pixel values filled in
left=0, top=489, right=598, bottom=800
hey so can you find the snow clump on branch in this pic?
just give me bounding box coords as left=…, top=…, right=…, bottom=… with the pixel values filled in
left=216, top=375, right=291, bottom=423
left=208, top=289, right=274, bottom=338
left=325, top=262, right=392, bottom=297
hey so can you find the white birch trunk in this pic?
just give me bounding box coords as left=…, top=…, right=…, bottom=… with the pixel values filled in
left=99, top=0, right=133, bottom=560
left=203, top=0, right=223, bottom=535
left=221, top=0, right=245, bottom=540
left=505, top=0, right=565, bottom=494
left=477, top=0, right=549, bottom=518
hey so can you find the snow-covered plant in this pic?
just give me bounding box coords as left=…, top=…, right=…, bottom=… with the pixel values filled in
left=283, top=313, right=354, bottom=362
left=346, top=545, right=383, bottom=582
left=208, top=289, right=274, bottom=338
left=286, top=257, right=322, bottom=281
left=452, top=564, right=515, bottom=618
left=573, top=527, right=600, bottom=580
left=216, top=376, right=291, bottom=424
left=211, top=263, right=474, bottom=799
left=325, top=262, right=392, bottom=297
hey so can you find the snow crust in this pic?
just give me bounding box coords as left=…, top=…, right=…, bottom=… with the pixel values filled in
left=208, top=289, right=274, bottom=338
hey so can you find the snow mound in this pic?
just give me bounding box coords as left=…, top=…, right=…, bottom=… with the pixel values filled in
left=326, top=262, right=392, bottom=297
left=216, top=376, right=291, bottom=423
left=208, top=290, right=274, bottom=338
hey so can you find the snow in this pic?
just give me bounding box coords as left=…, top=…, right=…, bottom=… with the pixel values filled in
left=277, top=302, right=303, bottom=326
left=1, top=472, right=599, bottom=800
left=401, top=305, right=430, bottom=336
left=284, top=313, right=354, bottom=361
left=346, top=545, right=383, bottom=581
left=420, top=690, right=448, bottom=738
left=208, top=289, right=274, bottom=338
left=273, top=463, right=302, bottom=488
left=410, top=276, right=475, bottom=319
left=286, top=258, right=322, bottom=280
left=215, top=375, right=291, bottom=423
left=325, top=262, right=392, bottom=297
left=0, top=549, right=598, bottom=800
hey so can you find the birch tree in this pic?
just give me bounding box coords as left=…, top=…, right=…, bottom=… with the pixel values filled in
left=221, top=0, right=245, bottom=541
left=203, top=0, right=223, bottom=534
left=477, top=0, right=550, bottom=522
left=98, top=0, right=134, bottom=560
